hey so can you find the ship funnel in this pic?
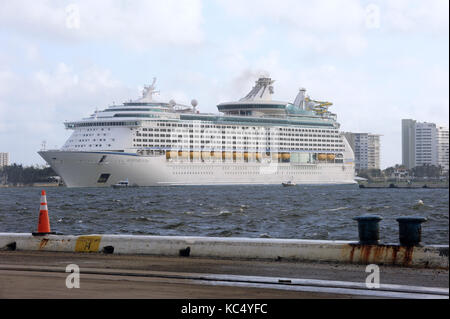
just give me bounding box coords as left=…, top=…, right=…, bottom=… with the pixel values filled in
left=240, top=77, right=275, bottom=102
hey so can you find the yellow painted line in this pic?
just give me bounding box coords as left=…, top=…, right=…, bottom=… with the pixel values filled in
left=75, top=236, right=102, bottom=253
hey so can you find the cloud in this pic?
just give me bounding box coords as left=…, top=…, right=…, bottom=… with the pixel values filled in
left=215, top=0, right=449, bottom=57
left=0, top=0, right=447, bottom=169
left=382, top=0, right=449, bottom=33
left=0, top=62, right=135, bottom=164
left=215, top=0, right=372, bottom=58
left=216, top=0, right=365, bottom=31
left=0, top=0, right=204, bottom=49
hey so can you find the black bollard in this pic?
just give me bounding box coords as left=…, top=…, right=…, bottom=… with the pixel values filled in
left=396, top=216, right=428, bottom=246
left=353, top=215, right=383, bottom=245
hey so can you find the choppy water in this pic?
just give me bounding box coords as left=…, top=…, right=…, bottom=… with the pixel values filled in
left=0, top=185, right=448, bottom=244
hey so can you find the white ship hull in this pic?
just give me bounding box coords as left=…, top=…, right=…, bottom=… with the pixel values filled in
left=39, top=150, right=356, bottom=188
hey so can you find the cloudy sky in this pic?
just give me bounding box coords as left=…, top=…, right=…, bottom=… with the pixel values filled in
left=0, top=0, right=448, bottom=168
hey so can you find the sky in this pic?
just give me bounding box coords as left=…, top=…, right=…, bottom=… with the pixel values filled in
left=0, top=0, right=448, bottom=169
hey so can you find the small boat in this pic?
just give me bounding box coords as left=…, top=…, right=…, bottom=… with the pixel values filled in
left=112, top=179, right=137, bottom=188
left=282, top=181, right=296, bottom=187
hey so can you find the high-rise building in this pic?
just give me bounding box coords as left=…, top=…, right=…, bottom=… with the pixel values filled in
left=0, top=152, right=9, bottom=168
left=401, top=119, right=449, bottom=172
left=415, top=122, right=438, bottom=167
left=437, top=126, right=449, bottom=172
left=367, top=134, right=381, bottom=170
left=343, top=132, right=381, bottom=171
left=402, top=119, right=416, bottom=169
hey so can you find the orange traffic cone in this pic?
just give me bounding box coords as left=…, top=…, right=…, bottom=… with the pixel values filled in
left=32, top=190, right=55, bottom=236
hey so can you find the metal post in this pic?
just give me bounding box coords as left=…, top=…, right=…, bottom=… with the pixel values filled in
left=353, top=215, right=383, bottom=245
left=396, top=216, right=428, bottom=246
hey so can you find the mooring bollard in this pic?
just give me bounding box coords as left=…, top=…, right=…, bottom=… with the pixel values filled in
left=353, top=215, right=383, bottom=245
left=396, top=216, right=428, bottom=246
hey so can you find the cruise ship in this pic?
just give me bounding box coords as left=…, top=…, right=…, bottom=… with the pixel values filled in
left=39, top=77, right=355, bottom=187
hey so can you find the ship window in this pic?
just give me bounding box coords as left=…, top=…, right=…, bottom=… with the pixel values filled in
left=97, top=174, right=110, bottom=183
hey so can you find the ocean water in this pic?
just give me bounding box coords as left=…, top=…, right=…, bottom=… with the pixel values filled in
left=0, top=185, right=448, bottom=245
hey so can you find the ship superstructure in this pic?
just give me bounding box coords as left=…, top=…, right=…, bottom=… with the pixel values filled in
left=39, top=77, right=355, bottom=187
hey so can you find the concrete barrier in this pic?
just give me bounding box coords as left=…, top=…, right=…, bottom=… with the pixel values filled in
left=0, top=233, right=447, bottom=269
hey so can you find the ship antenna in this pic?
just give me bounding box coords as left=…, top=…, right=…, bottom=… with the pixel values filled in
left=141, top=77, right=160, bottom=101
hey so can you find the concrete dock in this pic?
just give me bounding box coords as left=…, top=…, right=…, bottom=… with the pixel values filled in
left=0, top=231, right=448, bottom=299
left=0, top=250, right=448, bottom=299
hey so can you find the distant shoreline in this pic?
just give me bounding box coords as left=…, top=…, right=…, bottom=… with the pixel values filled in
left=358, top=181, right=448, bottom=189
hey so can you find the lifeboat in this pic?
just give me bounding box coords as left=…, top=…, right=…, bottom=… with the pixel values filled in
left=222, top=152, right=232, bottom=160
left=317, top=154, right=327, bottom=161
left=201, top=151, right=210, bottom=159
left=179, top=151, right=188, bottom=159
left=166, top=151, right=178, bottom=160
left=233, top=152, right=243, bottom=160
left=190, top=151, right=200, bottom=159
left=327, top=154, right=336, bottom=160
left=281, top=153, right=291, bottom=160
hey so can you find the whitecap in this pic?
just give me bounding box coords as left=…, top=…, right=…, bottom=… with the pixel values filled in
left=323, top=206, right=348, bottom=212
left=136, top=216, right=151, bottom=221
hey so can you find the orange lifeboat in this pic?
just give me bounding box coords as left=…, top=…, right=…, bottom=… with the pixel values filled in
left=222, top=152, right=232, bottom=160
left=233, top=152, right=243, bottom=160
left=201, top=151, right=210, bottom=159
left=190, top=151, right=200, bottom=159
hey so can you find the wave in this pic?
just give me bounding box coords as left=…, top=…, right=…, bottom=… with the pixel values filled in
left=134, top=216, right=151, bottom=222
left=322, top=206, right=348, bottom=212
left=163, top=222, right=185, bottom=229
